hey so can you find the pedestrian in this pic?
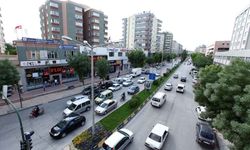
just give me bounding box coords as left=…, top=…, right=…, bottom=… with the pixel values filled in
left=117, top=71, right=120, bottom=78
left=43, top=83, right=46, bottom=91
left=55, top=79, right=58, bottom=85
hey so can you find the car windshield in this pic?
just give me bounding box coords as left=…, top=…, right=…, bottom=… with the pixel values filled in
left=130, top=86, right=137, bottom=90
left=201, top=131, right=214, bottom=140
left=56, top=120, right=67, bottom=129
left=67, top=103, right=77, bottom=111
left=152, top=98, right=160, bottom=102
left=102, top=143, right=112, bottom=150
left=178, top=86, right=184, bottom=89
left=99, top=94, right=105, bottom=98
left=166, top=83, right=171, bottom=86
left=149, top=133, right=161, bottom=142
left=140, top=77, right=145, bottom=80
left=114, top=84, right=119, bottom=87
left=100, top=103, right=108, bottom=108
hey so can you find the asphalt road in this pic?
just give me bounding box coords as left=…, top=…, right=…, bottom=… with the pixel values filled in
left=0, top=62, right=173, bottom=150
left=124, top=63, right=219, bottom=150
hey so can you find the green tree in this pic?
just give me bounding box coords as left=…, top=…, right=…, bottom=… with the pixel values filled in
left=96, top=58, right=110, bottom=82
left=67, top=53, right=91, bottom=85
left=195, top=59, right=250, bottom=149
left=146, top=57, right=154, bottom=65
left=191, top=53, right=213, bottom=68
left=0, top=60, right=20, bottom=90
left=5, top=43, right=17, bottom=55
left=152, top=52, right=162, bottom=64
left=127, top=49, right=146, bottom=68
left=180, top=50, right=188, bottom=62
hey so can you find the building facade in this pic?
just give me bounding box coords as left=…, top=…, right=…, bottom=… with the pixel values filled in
left=172, top=40, right=183, bottom=54
left=156, top=33, right=164, bottom=52
left=163, top=31, right=173, bottom=53
left=83, top=9, right=108, bottom=46
left=195, top=44, right=206, bottom=54
left=0, top=7, right=5, bottom=54
left=230, top=6, right=250, bottom=50
left=39, top=0, right=108, bottom=46
left=122, top=11, right=162, bottom=53
left=206, top=41, right=230, bottom=56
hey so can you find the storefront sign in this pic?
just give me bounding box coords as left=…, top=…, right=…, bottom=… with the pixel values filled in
left=108, top=48, right=119, bottom=52
left=21, top=37, right=61, bottom=44
left=59, top=45, right=78, bottom=50
left=49, top=67, right=62, bottom=74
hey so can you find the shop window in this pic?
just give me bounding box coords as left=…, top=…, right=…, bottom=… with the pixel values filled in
left=109, top=52, right=114, bottom=57
left=48, top=51, right=58, bottom=59
left=118, top=52, right=123, bottom=57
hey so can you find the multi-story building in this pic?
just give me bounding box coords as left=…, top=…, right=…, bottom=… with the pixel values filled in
left=83, top=9, right=108, bottom=46
left=162, top=31, right=173, bottom=53
left=172, top=40, right=183, bottom=54
left=122, top=11, right=162, bottom=53
left=206, top=41, right=230, bottom=56
left=40, top=0, right=108, bottom=46
left=230, top=6, right=250, bottom=50
left=214, top=5, right=250, bottom=65
left=195, top=45, right=206, bottom=54
left=156, top=33, right=164, bottom=52
left=0, top=7, right=5, bottom=54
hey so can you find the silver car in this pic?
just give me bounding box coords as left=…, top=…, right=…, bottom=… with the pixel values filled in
left=108, top=83, right=122, bottom=91
left=95, top=99, right=117, bottom=115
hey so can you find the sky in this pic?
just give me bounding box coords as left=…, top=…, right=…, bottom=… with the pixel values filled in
left=0, top=0, right=249, bottom=50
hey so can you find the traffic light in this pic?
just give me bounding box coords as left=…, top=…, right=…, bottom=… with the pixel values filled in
left=20, top=140, right=27, bottom=150
left=24, top=131, right=34, bottom=150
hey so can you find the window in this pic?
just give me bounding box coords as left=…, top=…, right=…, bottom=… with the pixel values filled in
left=75, top=22, right=83, bottom=27
left=75, top=6, right=82, bottom=12
left=48, top=51, right=58, bottom=59
left=50, top=10, right=59, bottom=16
left=118, top=52, right=123, bottom=57
left=49, top=2, right=58, bottom=8
left=92, top=12, right=100, bottom=17
left=75, top=14, right=82, bottom=20
left=109, top=52, right=114, bottom=57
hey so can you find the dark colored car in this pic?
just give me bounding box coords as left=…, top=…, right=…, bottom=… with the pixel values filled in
left=82, top=85, right=99, bottom=95
left=50, top=113, right=86, bottom=139
left=100, top=81, right=113, bottom=90
left=196, top=122, right=216, bottom=147
left=180, top=76, right=187, bottom=82
left=127, top=85, right=140, bottom=95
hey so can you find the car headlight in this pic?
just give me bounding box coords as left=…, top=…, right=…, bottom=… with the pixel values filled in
left=53, top=132, right=60, bottom=136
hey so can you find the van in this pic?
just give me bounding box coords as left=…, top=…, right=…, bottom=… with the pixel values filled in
left=176, top=84, right=185, bottom=93
left=151, top=92, right=166, bottom=107
left=63, top=98, right=91, bottom=117
left=95, top=90, right=113, bottom=104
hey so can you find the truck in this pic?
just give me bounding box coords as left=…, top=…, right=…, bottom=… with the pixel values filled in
left=131, top=68, right=142, bottom=77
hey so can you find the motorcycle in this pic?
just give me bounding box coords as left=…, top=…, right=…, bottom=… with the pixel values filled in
left=29, top=107, right=44, bottom=118
left=120, top=93, right=126, bottom=102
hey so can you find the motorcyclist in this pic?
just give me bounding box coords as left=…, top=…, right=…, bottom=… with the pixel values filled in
left=121, top=92, right=126, bottom=101
left=33, top=105, right=40, bottom=117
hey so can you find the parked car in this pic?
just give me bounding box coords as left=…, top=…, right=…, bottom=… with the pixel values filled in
left=66, top=95, right=88, bottom=106
left=196, top=122, right=216, bottom=147
left=123, top=74, right=133, bottom=81
left=101, top=128, right=134, bottom=150
left=176, top=84, right=185, bottom=93
left=192, top=76, right=198, bottom=84
left=173, top=73, right=179, bottom=78
left=81, top=84, right=99, bottom=95
left=122, top=79, right=133, bottom=87
left=127, top=85, right=140, bottom=95
left=100, top=81, right=113, bottom=90
left=95, top=99, right=117, bottom=115
left=145, top=123, right=169, bottom=150
left=195, top=106, right=212, bottom=122
left=180, top=76, right=187, bottom=82
left=137, top=77, right=146, bottom=84
left=164, top=83, right=173, bottom=91
left=49, top=113, right=86, bottom=138
left=108, top=83, right=122, bottom=91
left=112, top=78, right=124, bottom=84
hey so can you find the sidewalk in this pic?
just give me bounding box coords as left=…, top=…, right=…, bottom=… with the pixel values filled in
left=0, top=70, right=129, bottom=116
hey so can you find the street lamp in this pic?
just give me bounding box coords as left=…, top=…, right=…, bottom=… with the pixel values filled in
left=61, top=36, right=96, bottom=137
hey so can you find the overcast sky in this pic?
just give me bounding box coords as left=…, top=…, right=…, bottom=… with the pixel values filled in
left=0, top=0, right=249, bottom=50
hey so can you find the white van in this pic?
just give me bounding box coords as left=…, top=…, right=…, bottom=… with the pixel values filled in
left=151, top=92, right=166, bottom=107
left=63, top=98, right=91, bottom=117
left=95, top=90, right=113, bottom=104
left=176, top=84, right=185, bottom=93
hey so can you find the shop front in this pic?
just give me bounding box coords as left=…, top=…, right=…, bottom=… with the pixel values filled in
left=109, top=60, right=123, bottom=73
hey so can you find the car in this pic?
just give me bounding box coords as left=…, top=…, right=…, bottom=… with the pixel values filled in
left=173, top=74, right=178, bottom=78
left=112, top=78, right=124, bottom=84
left=127, top=85, right=140, bottom=95
left=81, top=84, right=99, bottom=95
left=155, top=72, right=161, bottom=77
left=195, top=106, right=212, bottom=122
left=137, top=77, right=146, bottom=84
left=101, top=128, right=134, bottom=150
left=49, top=113, right=86, bottom=138
left=180, top=76, right=187, bottom=82
left=108, top=83, right=122, bottom=91
left=123, top=74, right=133, bottom=80
left=176, top=84, right=185, bottom=93
left=66, top=95, right=88, bottom=106
left=100, top=81, right=113, bottom=90
left=196, top=122, right=216, bottom=147
left=63, top=98, right=91, bottom=116
left=192, top=77, right=198, bottom=84
left=95, top=99, right=118, bottom=115
left=122, top=79, right=133, bottom=87
left=145, top=123, right=169, bottom=150
left=164, top=83, right=173, bottom=91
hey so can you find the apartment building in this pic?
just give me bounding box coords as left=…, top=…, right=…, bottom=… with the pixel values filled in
left=40, top=0, right=108, bottom=45
left=172, top=40, right=183, bottom=54
left=162, top=31, right=173, bottom=53
left=214, top=6, right=250, bottom=65
left=195, top=45, right=206, bottom=54
left=0, top=7, right=5, bottom=54
left=156, top=33, right=164, bottom=52
left=122, top=11, right=162, bottom=53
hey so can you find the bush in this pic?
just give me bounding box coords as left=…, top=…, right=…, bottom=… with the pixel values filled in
left=153, top=80, right=160, bottom=86
left=128, top=96, right=140, bottom=109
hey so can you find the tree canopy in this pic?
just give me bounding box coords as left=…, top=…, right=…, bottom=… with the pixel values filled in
left=127, top=49, right=146, bottom=68
left=5, top=43, right=17, bottom=55
left=194, top=59, right=250, bottom=149
left=180, top=50, right=188, bottom=62
left=0, top=60, right=20, bottom=90
left=191, top=52, right=213, bottom=68
left=67, top=53, right=90, bottom=85
left=96, top=58, right=110, bottom=82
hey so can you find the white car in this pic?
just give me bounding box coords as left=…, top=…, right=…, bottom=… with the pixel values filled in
left=195, top=106, right=212, bottom=122
left=108, top=83, right=122, bottom=91
left=123, top=75, right=133, bottom=81
left=66, top=95, right=88, bottom=106
left=145, top=123, right=169, bottom=150
left=137, top=77, right=146, bottom=84
left=122, top=79, right=133, bottom=87
left=95, top=99, right=117, bottom=115
left=176, top=84, right=185, bottom=93
left=164, top=83, right=173, bottom=91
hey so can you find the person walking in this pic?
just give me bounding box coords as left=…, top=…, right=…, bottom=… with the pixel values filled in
left=43, top=83, right=46, bottom=91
